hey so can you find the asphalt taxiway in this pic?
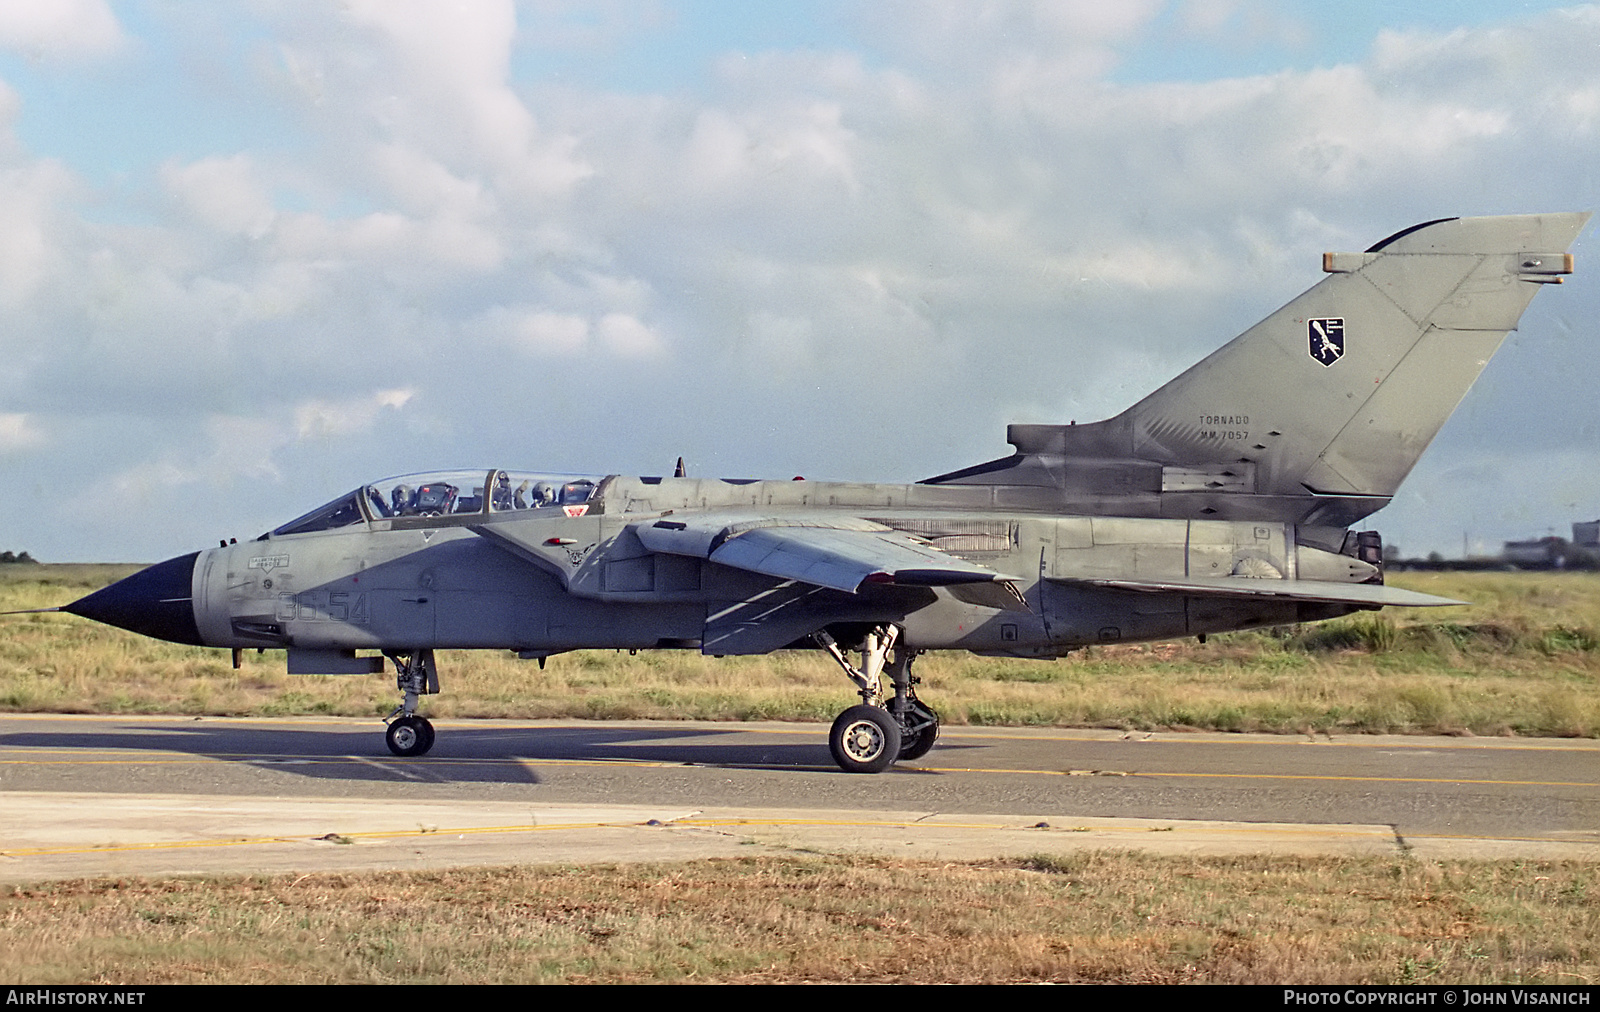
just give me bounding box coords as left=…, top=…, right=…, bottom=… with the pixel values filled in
left=2, top=714, right=1596, bottom=882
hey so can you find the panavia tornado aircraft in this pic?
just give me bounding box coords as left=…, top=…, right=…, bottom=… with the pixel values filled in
left=45, top=212, right=1588, bottom=772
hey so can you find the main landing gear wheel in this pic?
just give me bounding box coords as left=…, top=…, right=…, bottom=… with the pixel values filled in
left=897, top=705, right=940, bottom=761
left=829, top=705, right=902, bottom=774
left=386, top=715, right=435, bottom=757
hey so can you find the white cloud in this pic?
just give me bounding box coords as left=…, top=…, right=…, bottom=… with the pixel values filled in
left=481, top=306, right=663, bottom=358
left=295, top=388, right=415, bottom=441
left=0, top=0, right=123, bottom=60
left=317, top=0, right=592, bottom=201
left=516, top=0, right=669, bottom=51
left=0, top=158, right=76, bottom=309
left=746, top=310, right=813, bottom=370
left=107, top=414, right=286, bottom=508
left=1176, top=0, right=1308, bottom=49
left=0, top=412, right=41, bottom=452
left=161, top=155, right=277, bottom=238
left=678, top=101, right=858, bottom=196
left=867, top=0, right=1163, bottom=90
left=489, top=307, right=590, bottom=355
left=596, top=312, right=663, bottom=357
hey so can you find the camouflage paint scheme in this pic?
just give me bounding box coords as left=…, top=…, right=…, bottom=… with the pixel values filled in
left=59, top=213, right=1590, bottom=771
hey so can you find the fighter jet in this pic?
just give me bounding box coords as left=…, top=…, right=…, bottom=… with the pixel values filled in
left=44, top=213, right=1588, bottom=772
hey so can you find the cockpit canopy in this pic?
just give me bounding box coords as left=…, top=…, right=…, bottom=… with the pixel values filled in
left=267, top=470, right=601, bottom=538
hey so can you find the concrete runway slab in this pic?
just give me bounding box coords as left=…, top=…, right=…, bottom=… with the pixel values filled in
left=1, top=792, right=1410, bottom=883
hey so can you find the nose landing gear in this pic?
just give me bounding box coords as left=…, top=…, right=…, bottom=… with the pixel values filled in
left=382, top=649, right=439, bottom=757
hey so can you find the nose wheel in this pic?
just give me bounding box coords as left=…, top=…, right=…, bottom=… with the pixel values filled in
left=386, top=714, right=435, bottom=757
left=382, top=649, right=439, bottom=757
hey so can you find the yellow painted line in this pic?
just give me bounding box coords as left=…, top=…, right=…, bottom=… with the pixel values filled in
left=1402, top=831, right=1600, bottom=844
left=671, top=818, right=1388, bottom=839
left=0, top=822, right=624, bottom=859
left=734, top=725, right=1600, bottom=752
left=513, top=756, right=760, bottom=771
left=931, top=730, right=1600, bottom=753
left=2, top=750, right=1593, bottom=788
left=500, top=755, right=1596, bottom=788
left=0, top=758, right=232, bottom=766
left=6, top=711, right=1596, bottom=752
left=1126, top=770, right=1599, bottom=788
left=0, top=754, right=524, bottom=765
left=912, top=764, right=1599, bottom=788
left=488, top=722, right=1600, bottom=754
left=4, top=836, right=314, bottom=858
left=464, top=723, right=1600, bottom=754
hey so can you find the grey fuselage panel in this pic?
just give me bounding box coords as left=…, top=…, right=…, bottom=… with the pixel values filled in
left=193, top=474, right=1372, bottom=660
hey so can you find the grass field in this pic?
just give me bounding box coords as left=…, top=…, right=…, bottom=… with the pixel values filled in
left=2, top=564, right=1596, bottom=736
left=3, top=854, right=1596, bottom=983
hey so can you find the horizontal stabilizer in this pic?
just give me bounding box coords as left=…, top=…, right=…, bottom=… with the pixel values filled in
left=1054, top=575, right=1464, bottom=608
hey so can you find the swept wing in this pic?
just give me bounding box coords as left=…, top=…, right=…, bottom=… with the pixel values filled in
left=632, top=514, right=1022, bottom=594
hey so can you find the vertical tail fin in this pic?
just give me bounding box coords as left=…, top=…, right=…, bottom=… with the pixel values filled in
left=1002, top=212, right=1588, bottom=500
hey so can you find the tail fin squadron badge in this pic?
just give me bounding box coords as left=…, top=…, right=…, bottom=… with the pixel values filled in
left=1308, top=318, right=1345, bottom=366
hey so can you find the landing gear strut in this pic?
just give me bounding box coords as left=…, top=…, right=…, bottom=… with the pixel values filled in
left=815, top=625, right=940, bottom=773
left=382, top=649, right=438, bottom=757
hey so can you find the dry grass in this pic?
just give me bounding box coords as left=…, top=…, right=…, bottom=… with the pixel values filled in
left=2, top=854, right=1596, bottom=984
left=3, top=566, right=1598, bottom=736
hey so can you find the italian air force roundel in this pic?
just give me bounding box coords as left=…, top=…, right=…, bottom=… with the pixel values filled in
left=1308, top=318, right=1344, bottom=366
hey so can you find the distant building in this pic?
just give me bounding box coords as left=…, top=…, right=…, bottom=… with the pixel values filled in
left=1503, top=537, right=1567, bottom=567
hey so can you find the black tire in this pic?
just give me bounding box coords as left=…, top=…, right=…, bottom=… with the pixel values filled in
left=829, top=705, right=901, bottom=774
left=897, top=706, right=940, bottom=761
left=386, top=715, right=435, bottom=757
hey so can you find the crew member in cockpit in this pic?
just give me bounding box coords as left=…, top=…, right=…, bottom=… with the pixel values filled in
left=492, top=472, right=514, bottom=511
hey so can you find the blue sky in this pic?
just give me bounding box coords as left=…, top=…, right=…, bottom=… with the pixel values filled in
left=0, top=0, right=1596, bottom=561
left=2, top=2, right=1572, bottom=183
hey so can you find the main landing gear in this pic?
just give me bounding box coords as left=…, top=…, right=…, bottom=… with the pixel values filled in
left=382, top=649, right=438, bottom=757
left=815, top=625, right=940, bottom=774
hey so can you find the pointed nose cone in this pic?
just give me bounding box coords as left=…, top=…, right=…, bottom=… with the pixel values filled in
left=63, top=552, right=205, bottom=645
